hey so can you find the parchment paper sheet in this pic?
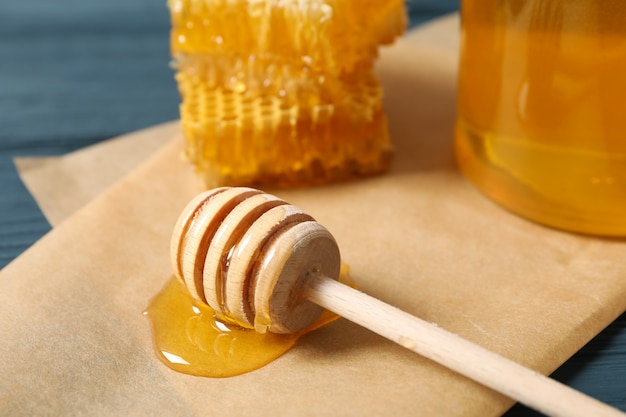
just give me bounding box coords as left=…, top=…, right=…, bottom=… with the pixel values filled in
left=3, top=15, right=626, bottom=417
left=14, top=120, right=180, bottom=226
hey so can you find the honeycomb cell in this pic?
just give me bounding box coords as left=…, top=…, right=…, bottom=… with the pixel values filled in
left=169, top=0, right=406, bottom=187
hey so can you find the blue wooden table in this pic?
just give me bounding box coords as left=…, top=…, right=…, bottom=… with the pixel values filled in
left=1, top=1, right=624, bottom=415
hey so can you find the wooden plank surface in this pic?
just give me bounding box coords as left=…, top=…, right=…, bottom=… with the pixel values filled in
left=0, top=1, right=624, bottom=415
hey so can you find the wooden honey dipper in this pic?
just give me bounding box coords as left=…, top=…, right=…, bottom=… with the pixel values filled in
left=171, top=187, right=625, bottom=417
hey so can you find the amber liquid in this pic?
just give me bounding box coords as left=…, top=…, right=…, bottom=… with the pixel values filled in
left=456, top=1, right=626, bottom=235
left=144, top=265, right=352, bottom=377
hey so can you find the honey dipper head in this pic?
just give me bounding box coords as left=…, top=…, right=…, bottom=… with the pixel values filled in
left=170, top=187, right=341, bottom=334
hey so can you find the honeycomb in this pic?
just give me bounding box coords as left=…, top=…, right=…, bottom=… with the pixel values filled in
left=169, top=0, right=406, bottom=187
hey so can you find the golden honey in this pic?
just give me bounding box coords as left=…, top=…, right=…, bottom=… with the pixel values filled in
left=456, top=0, right=626, bottom=235
left=145, top=266, right=352, bottom=377
left=168, top=0, right=406, bottom=187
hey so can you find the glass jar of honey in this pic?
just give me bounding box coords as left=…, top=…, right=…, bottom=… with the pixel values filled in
left=455, top=0, right=626, bottom=235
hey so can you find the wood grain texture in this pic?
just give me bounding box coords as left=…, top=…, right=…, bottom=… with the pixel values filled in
left=0, top=0, right=179, bottom=267
left=0, top=1, right=624, bottom=416
left=304, top=274, right=625, bottom=417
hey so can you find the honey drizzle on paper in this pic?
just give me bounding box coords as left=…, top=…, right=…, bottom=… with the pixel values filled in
left=144, top=265, right=352, bottom=377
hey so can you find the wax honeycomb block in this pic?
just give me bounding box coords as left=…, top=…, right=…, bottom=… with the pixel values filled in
left=170, top=0, right=406, bottom=75
left=169, top=0, right=406, bottom=187
left=177, top=66, right=392, bottom=187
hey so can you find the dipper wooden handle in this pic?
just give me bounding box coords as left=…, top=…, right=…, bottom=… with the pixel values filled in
left=171, top=187, right=625, bottom=417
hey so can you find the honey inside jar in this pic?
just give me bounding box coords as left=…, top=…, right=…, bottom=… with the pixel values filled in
left=456, top=0, right=626, bottom=235
left=144, top=265, right=352, bottom=377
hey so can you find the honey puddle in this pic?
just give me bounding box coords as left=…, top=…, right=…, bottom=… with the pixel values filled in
left=144, top=266, right=352, bottom=377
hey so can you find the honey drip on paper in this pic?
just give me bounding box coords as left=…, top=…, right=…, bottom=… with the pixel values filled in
left=168, top=0, right=406, bottom=187
left=144, top=266, right=352, bottom=378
